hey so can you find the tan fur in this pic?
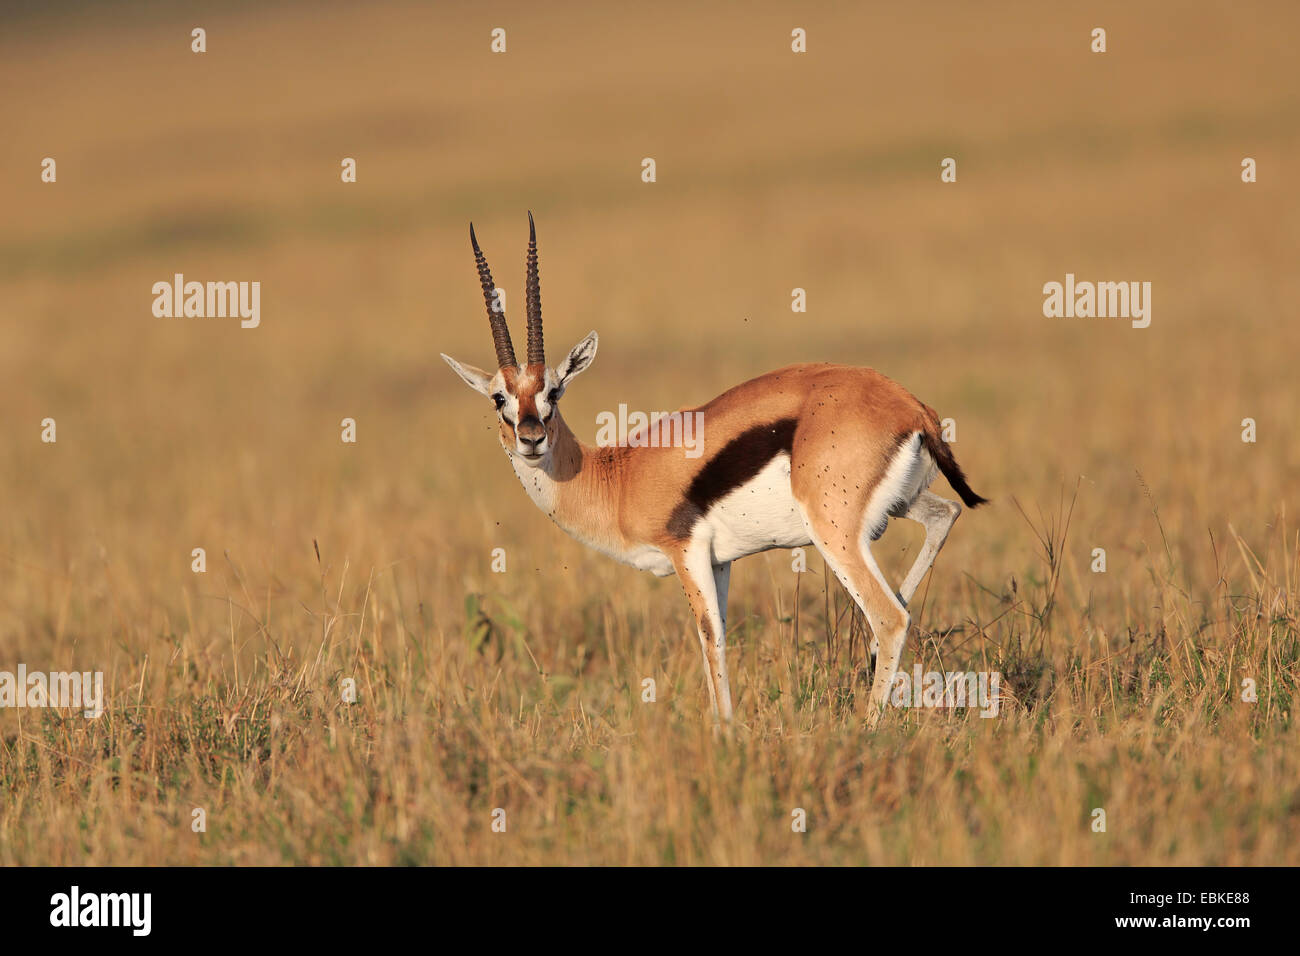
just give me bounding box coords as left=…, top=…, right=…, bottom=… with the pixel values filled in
left=539, top=364, right=933, bottom=553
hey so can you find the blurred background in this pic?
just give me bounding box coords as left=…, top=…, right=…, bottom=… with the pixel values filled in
left=0, top=0, right=1298, bottom=864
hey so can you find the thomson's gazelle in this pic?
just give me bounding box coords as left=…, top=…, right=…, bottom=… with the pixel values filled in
left=442, top=215, right=987, bottom=725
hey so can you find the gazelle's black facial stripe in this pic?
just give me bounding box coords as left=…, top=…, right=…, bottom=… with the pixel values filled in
left=541, top=389, right=559, bottom=422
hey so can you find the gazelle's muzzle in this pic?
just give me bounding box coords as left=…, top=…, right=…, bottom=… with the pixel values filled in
left=514, top=416, right=547, bottom=460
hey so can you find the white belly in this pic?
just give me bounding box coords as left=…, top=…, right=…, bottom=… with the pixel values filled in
left=626, top=544, right=676, bottom=576
left=700, top=453, right=811, bottom=563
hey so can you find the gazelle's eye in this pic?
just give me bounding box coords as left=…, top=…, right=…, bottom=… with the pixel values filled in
left=492, top=394, right=506, bottom=411
left=547, top=388, right=560, bottom=405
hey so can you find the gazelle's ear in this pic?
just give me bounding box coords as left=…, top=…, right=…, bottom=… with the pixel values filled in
left=441, top=353, right=494, bottom=398
left=556, top=331, right=598, bottom=388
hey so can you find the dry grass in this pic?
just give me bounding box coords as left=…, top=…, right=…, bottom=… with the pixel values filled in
left=1, top=0, right=1298, bottom=864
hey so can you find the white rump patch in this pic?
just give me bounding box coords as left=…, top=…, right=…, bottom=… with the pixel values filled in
left=862, top=432, right=936, bottom=542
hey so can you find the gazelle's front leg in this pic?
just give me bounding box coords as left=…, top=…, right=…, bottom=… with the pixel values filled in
left=712, top=560, right=731, bottom=635
left=672, top=543, right=733, bottom=722
left=711, top=561, right=733, bottom=716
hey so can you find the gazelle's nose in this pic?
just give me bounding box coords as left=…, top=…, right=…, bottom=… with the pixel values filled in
left=517, top=418, right=546, bottom=454
left=517, top=416, right=545, bottom=443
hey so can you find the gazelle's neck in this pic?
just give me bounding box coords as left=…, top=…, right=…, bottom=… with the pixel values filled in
left=508, top=411, right=625, bottom=552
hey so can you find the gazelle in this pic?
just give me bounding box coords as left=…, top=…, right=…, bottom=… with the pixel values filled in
left=442, top=215, right=987, bottom=726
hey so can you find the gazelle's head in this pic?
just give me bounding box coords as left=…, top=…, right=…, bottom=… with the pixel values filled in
left=441, top=213, right=597, bottom=468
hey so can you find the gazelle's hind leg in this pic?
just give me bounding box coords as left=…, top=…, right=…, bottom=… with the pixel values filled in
left=867, top=489, right=960, bottom=669
left=671, top=541, right=734, bottom=723
left=791, top=428, right=934, bottom=726
left=797, top=506, right=910, bottom=728
left=898, top=490, right=961, bottom=606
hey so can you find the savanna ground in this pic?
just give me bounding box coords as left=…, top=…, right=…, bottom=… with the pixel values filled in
left=1, top=0, right=1298, bottom=865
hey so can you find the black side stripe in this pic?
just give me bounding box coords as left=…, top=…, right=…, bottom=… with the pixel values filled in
left=666, top=418, right=798, bottom=538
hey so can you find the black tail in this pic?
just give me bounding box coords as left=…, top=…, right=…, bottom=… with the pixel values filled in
left=921, top=427, right=988, bottom=509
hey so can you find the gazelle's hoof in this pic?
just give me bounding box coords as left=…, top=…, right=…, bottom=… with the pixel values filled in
left=864, top=704, right=887, bottom=731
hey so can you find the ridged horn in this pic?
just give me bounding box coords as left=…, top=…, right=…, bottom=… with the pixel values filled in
left=525, top=211, right=544, bottom=365
left=470, top=222, right=516, bottom=369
